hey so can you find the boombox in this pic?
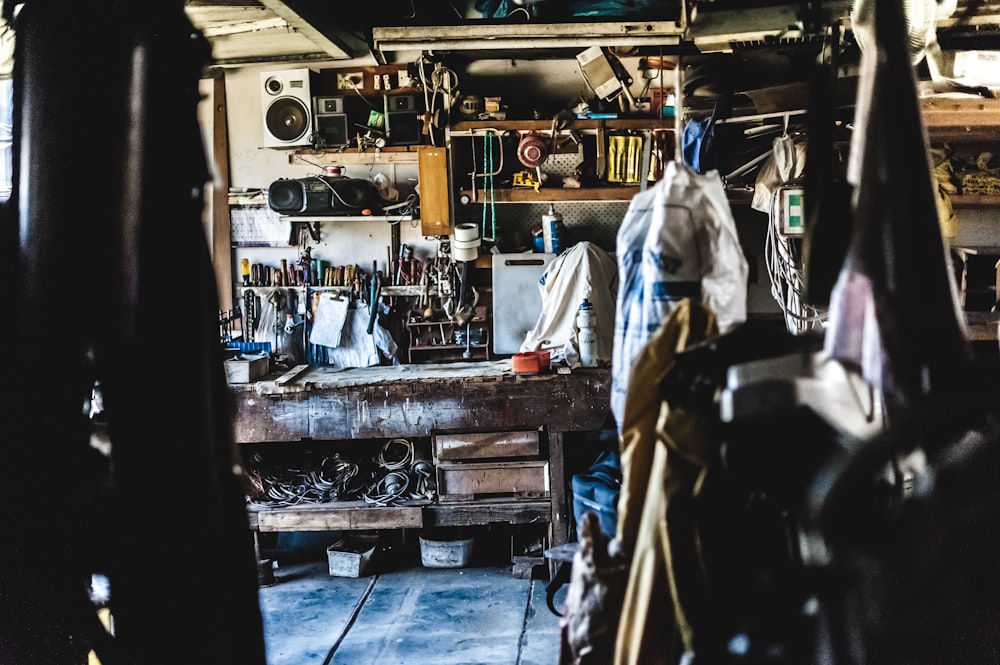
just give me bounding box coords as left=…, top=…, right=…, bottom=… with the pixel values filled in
left=267, top=175, right=383, bottom=216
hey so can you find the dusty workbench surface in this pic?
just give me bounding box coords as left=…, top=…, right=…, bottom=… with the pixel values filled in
left=229, top=360, right=612, bottom=442
left=230, top=359, right=563, bottom=394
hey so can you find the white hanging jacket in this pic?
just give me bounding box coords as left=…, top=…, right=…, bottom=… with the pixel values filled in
left=611, top=160, right=749, bottom=430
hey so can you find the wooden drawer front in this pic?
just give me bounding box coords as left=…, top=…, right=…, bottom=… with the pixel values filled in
left=433, top=430, right=541, bottom=462
left=436, top=461, right=549, bottom=503
left=256, top=503, right=423, bottom=532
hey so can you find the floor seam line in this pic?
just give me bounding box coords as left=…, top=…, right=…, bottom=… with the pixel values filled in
left=515, top=578, right=534, bottom=665
left=321, top=574, right=380, bottom=665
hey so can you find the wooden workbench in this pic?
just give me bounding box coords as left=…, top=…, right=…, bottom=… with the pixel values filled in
left=230, top=360, right=612, bottom=553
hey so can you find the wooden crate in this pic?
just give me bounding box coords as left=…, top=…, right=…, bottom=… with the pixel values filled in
left=224, top=355, right=268, bottom=384
left=436, top=460, right=549, bottom=503
left=433, top=430, right=541, bottom=463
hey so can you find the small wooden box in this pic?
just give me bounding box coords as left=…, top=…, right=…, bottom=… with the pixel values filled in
left=433, top=430, right=541, bottom=463
left=224, top=355, right=268, bottom=384
left=436, top=460, right=549, bottom=503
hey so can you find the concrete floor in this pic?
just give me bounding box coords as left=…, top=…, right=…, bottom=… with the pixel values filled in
left=258, top=541, right=564, bottom=665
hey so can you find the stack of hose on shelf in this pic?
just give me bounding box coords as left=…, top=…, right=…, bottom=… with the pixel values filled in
left=245, top=438, right=436, bottom=507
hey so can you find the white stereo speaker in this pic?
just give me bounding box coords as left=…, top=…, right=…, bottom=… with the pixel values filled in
left=260, top=69, right=313, bottom=149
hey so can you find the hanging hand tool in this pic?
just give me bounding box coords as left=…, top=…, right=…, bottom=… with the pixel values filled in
left=244, top=290, right=257, bottom=342
left=367, top=270, right=382, bottom=335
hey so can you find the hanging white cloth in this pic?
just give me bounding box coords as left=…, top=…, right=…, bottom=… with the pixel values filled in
left=320, top=304, right=398, bottom=369
left=519, top=240, right=618, bottom=367
left=611, top=160, right=749, bottom=431
left=751, top=133, right=807, bottom=213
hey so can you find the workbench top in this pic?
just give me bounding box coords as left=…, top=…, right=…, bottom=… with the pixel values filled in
left=229, top=360, right=612, bottom=442
left=230, top=359, right=580, bottom=394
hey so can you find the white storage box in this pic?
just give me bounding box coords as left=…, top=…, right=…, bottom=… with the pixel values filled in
left=327, top=535, right=378, bottom=577
left=419, top=532, right=474, bottom=568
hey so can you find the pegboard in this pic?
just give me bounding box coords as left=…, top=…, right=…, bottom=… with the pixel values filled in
left=454, top=150, right=637, bottom=253
left=455, top=200, right=631, bottom=253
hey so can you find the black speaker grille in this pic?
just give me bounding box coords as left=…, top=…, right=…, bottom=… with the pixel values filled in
left=265, top=97, right=309, bottom=143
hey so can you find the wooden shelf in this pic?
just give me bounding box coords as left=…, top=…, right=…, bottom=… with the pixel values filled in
left=951, top=195, right=1000, bottom=208
left=290, top=147, right=422, bottom=166
left=247, top=498, right=554, bottom=531
left=407, top=307, right=490, bottom=363
left=459, top=185, right=643, bottom=203
left=279, top=214, right=414, bottom=223
left=965, top=310, right=1000, bottom=343
left=250, top=500, right=426, bottom=532
left=451, top=118, right=676, bottom=134
left=408, top=317, right=487, bottom=328
left=458, top=185, right=757, bottom=204
left=923, top=97, right=1000, bottom=143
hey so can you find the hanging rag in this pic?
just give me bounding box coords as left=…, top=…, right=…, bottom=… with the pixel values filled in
left=751, top=134, right=807, bottom=213
left=519, top=241, right=618, bottom=367
left=309, top=292, right=350, bottom=348
left=611, top=160, right=748, bottom=432
left=320, top=304, right=397, bottom=369
left=558, top=512, right=630, bottom=665
left=823, top=0, right=971, bottom=417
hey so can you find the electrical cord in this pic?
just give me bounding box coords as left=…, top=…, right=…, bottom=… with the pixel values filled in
left=346, top=78, right=376, bottom=109
left=363, top=439, right=439, bottom=505
left=247, top=439, right=436, bottom=508
left=248, top=452, right=362, bottom=506
left=764, top=199, right=828, bottom=335
left=363, top=470, right=411, bottom=506
left=378, top=437, right=414, bottom=470
left=417, top=56, right=460, bottom=147
left=312, top=174, right=365, bottom=210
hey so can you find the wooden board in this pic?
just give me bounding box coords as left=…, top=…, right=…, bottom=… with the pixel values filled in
left=274, top=364, right=310, bottom=387
left=433, top=430, right=540, bottom=462
left=417, top=146, right=450, bottom=236
left=436, top=460, right=549, bottom=503
left=255, top=501, right=423, bottom=532
left=424, top=500, right=551, bottom=528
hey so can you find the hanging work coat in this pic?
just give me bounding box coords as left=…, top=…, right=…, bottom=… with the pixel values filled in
left=614, top=299, right=720, bottom=665
left=611, top=161, right=747, bottom=431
